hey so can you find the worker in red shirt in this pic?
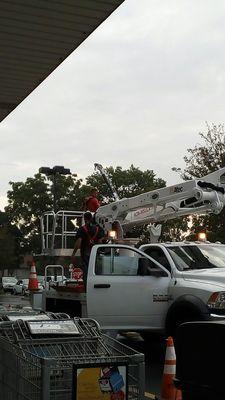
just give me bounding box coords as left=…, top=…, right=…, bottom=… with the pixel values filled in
left=83, top=187, right=101, bottom=213
left=71, top=211, right=105, bottom=289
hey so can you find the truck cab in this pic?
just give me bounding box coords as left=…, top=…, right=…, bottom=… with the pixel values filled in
left=86, top=241, right=225, bottom=335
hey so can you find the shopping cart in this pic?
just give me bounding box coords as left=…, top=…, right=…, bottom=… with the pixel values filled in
left=0, top=317, right=145, bottom=400
left=0, top=309, right=70, bottom=322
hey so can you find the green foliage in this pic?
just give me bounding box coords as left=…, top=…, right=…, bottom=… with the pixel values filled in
left=180, top=122, right=225, bottom=180
left=0, top=227, right=17, bottom=269
left=48, top=173, right=88, bottom=211
left=5, top=173, right=88, bottom=253
left=161, top=217, right=190, bottom=242
left=0, top=211, right=22, bottom=272
left=174, top=123, right=225, bottom=242
left=5, top=174, right=50, bottom=253
left=87, top=164, right=166, bottom=201
left=4, top=163, right=190, bottom=251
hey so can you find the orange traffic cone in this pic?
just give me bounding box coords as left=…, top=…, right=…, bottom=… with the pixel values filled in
left=28, top=261, right=39, bottom=291
left=161, top=336, right=182, bottom=400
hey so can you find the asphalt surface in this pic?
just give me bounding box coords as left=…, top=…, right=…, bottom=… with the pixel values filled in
left=0, top=292, right=31, bottom=308
left=118, top=332, right=165, bottom=398
left=0, top=292, right=165, bottom=398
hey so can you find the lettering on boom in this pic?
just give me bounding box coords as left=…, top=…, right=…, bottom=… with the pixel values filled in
left=170, top=186, right=183, bottom=193
left=134, top=207, right=151, bottom=217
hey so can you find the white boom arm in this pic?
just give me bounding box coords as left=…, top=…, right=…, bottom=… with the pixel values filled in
left=95, top=168, right=225, bottom=232
left=94, top=163, right=120, bottom=201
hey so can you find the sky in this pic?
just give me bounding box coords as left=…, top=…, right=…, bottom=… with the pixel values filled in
left=1, top=0, right=225, bottom=210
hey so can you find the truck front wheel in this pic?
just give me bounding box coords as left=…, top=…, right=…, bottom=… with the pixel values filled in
left=165, top=296, right=210, bottom=339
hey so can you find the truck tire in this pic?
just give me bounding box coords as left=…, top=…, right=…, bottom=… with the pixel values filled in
left=165, top=294, right=210, bottom=339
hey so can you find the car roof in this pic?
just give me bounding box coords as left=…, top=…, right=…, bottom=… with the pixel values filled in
left=161, top=241, right=225, bottom=247
left=2, top=276, right=17, bottom=280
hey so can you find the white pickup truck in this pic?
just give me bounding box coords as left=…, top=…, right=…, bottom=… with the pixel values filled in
left=40, top=167, right=225, bottom=337
left=41, top=240, right=225, bottom=337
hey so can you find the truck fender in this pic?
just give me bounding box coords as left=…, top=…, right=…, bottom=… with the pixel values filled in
left=165, top=294, right=210, bottom=336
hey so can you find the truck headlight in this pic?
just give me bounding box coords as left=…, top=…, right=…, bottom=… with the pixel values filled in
left=207, top=292, right=225, bottom=309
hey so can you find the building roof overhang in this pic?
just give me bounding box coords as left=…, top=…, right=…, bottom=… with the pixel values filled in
left=0, top=0, right=125, bottom=122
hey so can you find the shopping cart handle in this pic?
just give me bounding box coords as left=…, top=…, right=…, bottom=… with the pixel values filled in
left=94, top=284, right=111, bottom=289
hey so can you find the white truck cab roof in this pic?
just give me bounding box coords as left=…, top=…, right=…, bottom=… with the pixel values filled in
left=160, top=241, right=223, bottom=247
left=141, top=241, right=225, bottom=272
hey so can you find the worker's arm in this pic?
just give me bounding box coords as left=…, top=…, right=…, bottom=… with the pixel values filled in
left=97, top=227, right=108, bottom=244
left=72, top=238, right=82, bottom=257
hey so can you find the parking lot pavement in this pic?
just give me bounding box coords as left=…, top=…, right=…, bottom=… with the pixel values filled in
left=0, top=292, right=31, bottom=308
left=118, top=332, right=165, bottom=398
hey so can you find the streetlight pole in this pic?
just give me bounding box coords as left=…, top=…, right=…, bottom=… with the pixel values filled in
left=39, top=165, right=71, bottom=212
left=53, top=172, right=56, bottom=213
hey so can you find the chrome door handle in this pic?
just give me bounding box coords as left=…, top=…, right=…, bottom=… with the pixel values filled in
left=94, top=284, right=111, bottom=289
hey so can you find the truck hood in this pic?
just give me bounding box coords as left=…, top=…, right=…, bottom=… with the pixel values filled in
left=182, top=268, right=225, bottom=288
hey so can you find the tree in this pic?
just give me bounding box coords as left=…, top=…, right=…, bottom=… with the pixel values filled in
left=5, top=166, right=168, bottom=251
left=5, top=173, right=88, bottom=253
left=173, top=123, right=225, bottom=242
left=87, top=164, right=166, bottom=201
left=5, top=164, right=188, bottom=253
left=0, top=211, right=22, bottom=277
left=161, top=217, right=190, bottom=242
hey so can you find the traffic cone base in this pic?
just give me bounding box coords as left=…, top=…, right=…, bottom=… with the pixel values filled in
left=161, top=336, right=182, bottom=400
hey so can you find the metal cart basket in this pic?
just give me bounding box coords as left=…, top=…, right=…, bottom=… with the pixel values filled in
left=0, top=317, right=145, bottom=400
left=0, top=309, right=70, bottom=322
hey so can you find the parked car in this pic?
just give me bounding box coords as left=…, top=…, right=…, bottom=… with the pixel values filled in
left=37, top=275, right=45, bottom=288
left=2, top=277, right=17, bottom=293
left=13, top=278, right=44, bottom=296
left=12, top=279, right=29, bottom=295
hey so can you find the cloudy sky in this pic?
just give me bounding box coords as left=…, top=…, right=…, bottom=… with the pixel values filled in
left=1, top=0, right=225, bottom=210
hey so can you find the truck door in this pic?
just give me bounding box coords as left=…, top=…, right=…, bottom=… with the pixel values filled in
left=87, top=244, right=171, bottom=331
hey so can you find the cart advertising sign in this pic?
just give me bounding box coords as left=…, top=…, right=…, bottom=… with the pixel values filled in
left=73, top=363, right=128, bottom=400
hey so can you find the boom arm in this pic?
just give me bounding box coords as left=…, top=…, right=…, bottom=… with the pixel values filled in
left=94, top=163, right=120, bottom=201
left=95, top=168, right=225, bottom=232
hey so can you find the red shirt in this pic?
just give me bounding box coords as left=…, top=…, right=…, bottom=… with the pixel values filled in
left=85, top=196, right=100, bottom=212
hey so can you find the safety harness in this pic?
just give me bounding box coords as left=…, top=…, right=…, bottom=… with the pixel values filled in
left=82, top=224, right=99, bottom=245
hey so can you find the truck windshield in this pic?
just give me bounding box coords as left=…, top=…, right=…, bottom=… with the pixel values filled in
left=167, top=245, right=225, bottom=271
